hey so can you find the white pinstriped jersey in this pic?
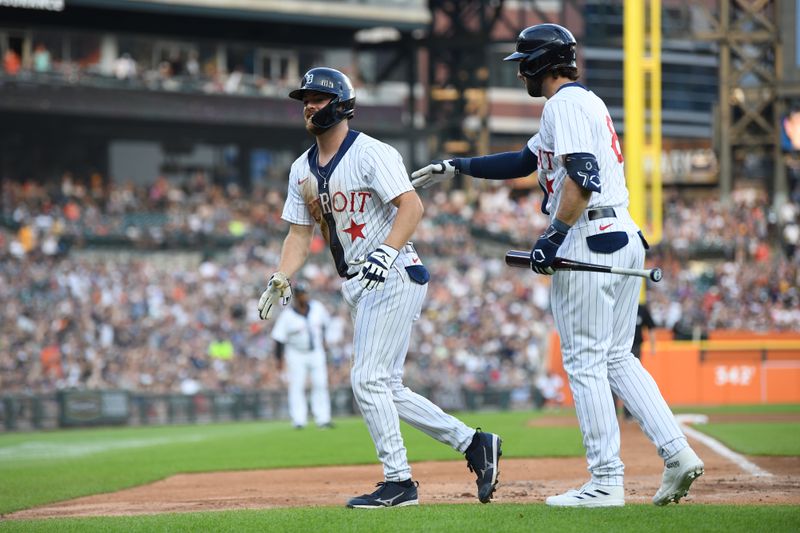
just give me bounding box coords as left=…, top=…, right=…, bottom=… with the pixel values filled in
left=281, top=130, right=413, bottom=278
left=271, top=300, right=329, bottom=357
left=528, top=83, right=629, bottom=218
left=281, top=128, right=476, bottom=481
left=532, top=84, right=690, bottom=487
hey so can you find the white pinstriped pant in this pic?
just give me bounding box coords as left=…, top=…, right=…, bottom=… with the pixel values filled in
left=551, top=218, right=688, bottom=486
left=286, top=349, right=331, bottom=427
left=342, top=262, right=475, bottom=482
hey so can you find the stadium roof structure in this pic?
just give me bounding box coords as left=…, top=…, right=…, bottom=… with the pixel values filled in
left=66, top=0, right=431, bottom=30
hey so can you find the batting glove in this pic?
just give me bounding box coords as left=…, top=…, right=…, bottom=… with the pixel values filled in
left=257, top=272, right=292, bottom=320
left=530, top=220, right=571, bottom=275
left=359, top=244, right=399, bottom=291
left=411, top=159, right=459, bottom=189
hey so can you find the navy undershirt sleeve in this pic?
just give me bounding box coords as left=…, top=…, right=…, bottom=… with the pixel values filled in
left=453, top=147, right=538, bottom=180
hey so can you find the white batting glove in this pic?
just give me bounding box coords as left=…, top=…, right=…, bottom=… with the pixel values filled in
left=257, top=272, right=292, bottom=320
left=410, top=159, right=459, bottom=189
left=358, top=244, right=399, bottom=291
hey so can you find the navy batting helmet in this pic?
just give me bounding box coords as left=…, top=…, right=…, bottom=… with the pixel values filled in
left=504, top=24, right=577, bottom=82
left=293, top=281, right=308, bottom=294
left=289, top=67, right=356, bottom=130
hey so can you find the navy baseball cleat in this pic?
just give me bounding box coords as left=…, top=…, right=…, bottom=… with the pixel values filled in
left=346, top=480, right=419, bottom=509
left=464, top=429, right=502, bottom=503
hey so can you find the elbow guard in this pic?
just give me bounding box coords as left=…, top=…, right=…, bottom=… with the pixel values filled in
left=564, top=153, right=601, bottom=193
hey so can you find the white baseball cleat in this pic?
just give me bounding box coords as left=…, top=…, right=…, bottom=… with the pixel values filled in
left=546, top=482, right=625, bottom=508
left=652, top=446, right=704, bottom=506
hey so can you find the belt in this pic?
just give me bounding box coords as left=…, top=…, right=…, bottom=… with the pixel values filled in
left=587, top=207, right=616, bottom=221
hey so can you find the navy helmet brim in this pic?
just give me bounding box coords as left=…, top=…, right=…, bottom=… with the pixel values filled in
left=503, top=51, right=527, bottom=62
left=289, top=87, right=340, bottom=101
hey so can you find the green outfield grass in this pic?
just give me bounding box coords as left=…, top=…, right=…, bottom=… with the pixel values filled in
left=0, top=411, right=584, bottom=514
left=672, top=403, right=800, bottom=455
left=1, top=406, right=798, bottom=531
left=699, top=423, right=800, bottom=455
left=1, top=504, right=799, bottom=533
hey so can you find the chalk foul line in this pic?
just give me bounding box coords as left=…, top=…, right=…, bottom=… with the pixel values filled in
left=675, top=414, right=773, bottom=478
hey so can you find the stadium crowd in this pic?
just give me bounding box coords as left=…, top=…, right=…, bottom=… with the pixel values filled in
left=1, top=172, right=798, bottom=399
left=2, top=38, right=358, bottom=99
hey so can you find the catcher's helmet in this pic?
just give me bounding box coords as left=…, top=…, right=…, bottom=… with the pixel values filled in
left=504, top=23, right=577, bottom=81
left=289, top=67, right=356, bottom=130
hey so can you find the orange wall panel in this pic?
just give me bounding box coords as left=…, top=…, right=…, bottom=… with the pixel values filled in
left=546, top=331, right=800, bottom=406
left=764, top=364, right=800, bottom=403
left=641, top=348, right=700, bottom=405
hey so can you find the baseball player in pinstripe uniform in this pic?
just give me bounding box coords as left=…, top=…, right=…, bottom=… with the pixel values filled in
left=412, top=24, right=704, bottom=507
left=271, top=282, right=333, bottom=430
left=257, top=67, right=501, bottom=509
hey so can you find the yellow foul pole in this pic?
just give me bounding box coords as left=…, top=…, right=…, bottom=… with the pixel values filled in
left=624, top=0, right=645, bottom=230
left=625, top=0, right=662, bottom=303
left=647, top=0, right=663, bottom=244
left=624, top=0, right=662, bottom=243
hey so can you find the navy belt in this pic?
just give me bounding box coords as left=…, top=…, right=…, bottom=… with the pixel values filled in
left=587, top=207, right=616, bottom=221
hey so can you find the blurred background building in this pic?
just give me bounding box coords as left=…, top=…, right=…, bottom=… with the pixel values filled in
left=0, top=0, right=738, bottom=187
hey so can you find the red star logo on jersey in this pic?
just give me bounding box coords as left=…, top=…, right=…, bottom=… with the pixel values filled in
left=343, top=219, right=366, bottom=242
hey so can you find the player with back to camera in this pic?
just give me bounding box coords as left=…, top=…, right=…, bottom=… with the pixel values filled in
left=257, top=67, right=501, bottom=509
left=412, top=24, right=704, bottom=507
left=270, top=282, right=333, bottom=430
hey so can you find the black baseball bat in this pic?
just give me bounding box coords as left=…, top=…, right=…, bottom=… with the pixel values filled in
left=505, top=250, right=663, bottom=282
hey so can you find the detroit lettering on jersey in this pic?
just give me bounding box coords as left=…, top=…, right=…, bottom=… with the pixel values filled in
left=281, top=130, right=414, bottom=278
left=529, top=82, right=629, bottom=217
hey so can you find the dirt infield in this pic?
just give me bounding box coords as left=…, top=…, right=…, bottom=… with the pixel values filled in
left=7, top=417, right=800, bottom=519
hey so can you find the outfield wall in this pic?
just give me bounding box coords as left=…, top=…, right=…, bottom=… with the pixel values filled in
left=547, top=330, right=800, bottom=406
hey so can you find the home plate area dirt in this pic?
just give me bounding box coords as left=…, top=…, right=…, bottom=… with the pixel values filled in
left=7, top=416, right=800, bottom=519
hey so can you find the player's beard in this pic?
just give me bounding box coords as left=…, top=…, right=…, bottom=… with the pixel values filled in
left=305, top=115, right=328, bottom=136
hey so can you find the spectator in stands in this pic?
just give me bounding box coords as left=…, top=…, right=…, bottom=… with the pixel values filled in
left=1, top=174, right=798, bottom=399
left=32, top=43, right=52, bottom=73
left=185, top=50, right=200, bottom=78
left=224, top=65, right=244, bottom=94
left=113, top=53, right=137, bottom=80
left=3, top=48, right=21, bottom=76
